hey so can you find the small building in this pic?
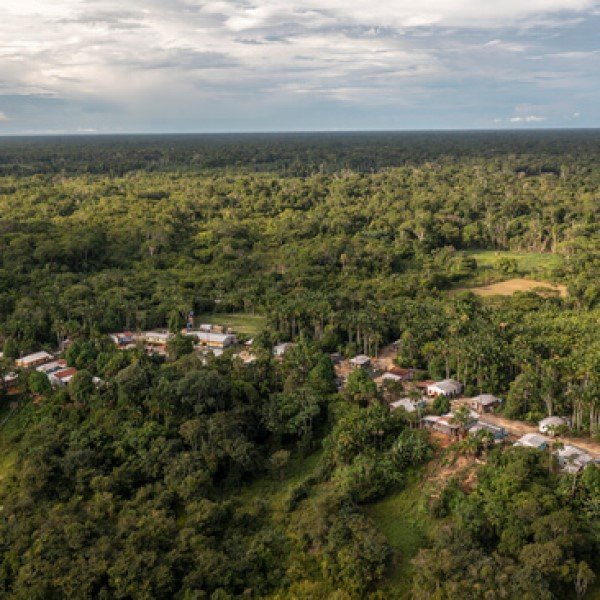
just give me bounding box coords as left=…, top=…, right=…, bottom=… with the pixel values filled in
left=233, top=351, right=257, bottom=365
left=36, top=360, right=68, bottom=375
left=382, top=372, right=403, bottom=384
left=469, top=394, right=502, bottom=414
left=110, top=332, right=135, bottom=347
left=50, top=367, right=78, bottom=387
left=421, top=414, right=460, bottom=437
left=469, top=422, right=507, bottom=442
left=15, top=351, right=54, bottom=369
left=273, top=342, right=293, bottom=357
left=387, top=366, right=415, bottom=381
left=390, top=396, right=427, bottom=413
left=514, top=433, right=548, bottom=451
left=350, top=355, right=371, bottom=369
left=3, top=372, right=18, bottom=393
left=186, top=330, right=236, bottom=349
left=426, top=379, right=463, bottom=398
left=141, top=331, right=173, bottom=346
left=556, top=445, right=594, bottom=474
left=539, top=416, right=569, bottom=436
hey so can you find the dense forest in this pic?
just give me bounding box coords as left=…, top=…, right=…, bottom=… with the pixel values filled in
left=0, top=131, right=599, bottom=598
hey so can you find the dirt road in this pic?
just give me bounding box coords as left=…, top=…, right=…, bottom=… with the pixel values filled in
left=452, top=399, right=600, bottom=459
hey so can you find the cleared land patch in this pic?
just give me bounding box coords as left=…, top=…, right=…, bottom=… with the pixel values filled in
left=466, top=277, right=567, bottom=297
left=196, top=313, right=266, bottom=336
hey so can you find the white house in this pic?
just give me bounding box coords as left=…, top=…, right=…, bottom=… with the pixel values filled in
left=426, top=379, right=463, bottom=398
left=514, top=433, right=548, bottom=450
left=556, top=445, right=594, bottom=474
left=140, top=331, right=173, bottom=346
left=539, top=416, right=569, bottom=435
left=390, top=396, right=427, bottom=413
left=186, top=330, right=236, bottom=349
left=469, top=394, right=502, bottom=414
left=49, top=367, right=78, bottom=387
left=36, top=360, right=68, bottom=375
left=15, top=351, right=53, bottom=369
left=273, top=342, right=293, bottom=357
left=382, top=372, right=403, bottom=384
left=469, top=422, right=507, bottom=442
left=109, top=332, right=135, bottom=347
left=350, top=355, right=371, bottom=369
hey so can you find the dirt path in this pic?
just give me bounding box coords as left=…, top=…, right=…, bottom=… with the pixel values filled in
left=453, top=399, right=600, bottom=459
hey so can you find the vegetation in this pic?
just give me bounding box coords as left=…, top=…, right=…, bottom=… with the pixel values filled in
left=0, top=131, right=599, bottom=597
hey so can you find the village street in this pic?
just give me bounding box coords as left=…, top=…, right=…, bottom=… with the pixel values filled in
left=453, top=399, right=600, bottom=459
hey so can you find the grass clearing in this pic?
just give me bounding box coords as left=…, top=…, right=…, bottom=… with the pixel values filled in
left=196, top=313, right=266, bottom=336
left=465, top=250, right=563, bottom=274
left=363, top=469, right=434, bottom=598
left=238, top=450, right=323, bottom=518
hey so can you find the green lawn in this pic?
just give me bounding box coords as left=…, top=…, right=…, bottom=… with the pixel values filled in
left=363, top=469, right=435, bottom=598
left=196, top=313, right=266, bottom=337
left=465, top=250, right=563, bottom=274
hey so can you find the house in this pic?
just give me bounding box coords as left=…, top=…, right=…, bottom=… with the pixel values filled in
left=556, top=445, right=594, bottom=474
left=50, top=367, right=78, bottom=387
left=426, top=379, right=463, bottom=398
left=421, top=414, right=460, bottom=437
left=387, top=366, right=415, bottom=381
left=382, top=372, right=403, bottom=384
left=186, top=330, right=236, bottom=349
left=15, top=351, right=53, bottom=369
left=273, top=342, right=293, bottom=357
left=233, top=351, right=257, bottom=365
left=350, top=355, right=371, bottom=369
left=539, top=416, right=569, bottom=436
left=36, top=359, right=67, bottom=375
left=390, top=396, right=427, bottom=413
left=141, top=331, right=173, bottom=346
left=110, top=332, right=135, bottom=347
left=469, top=422, right=507, bottom=442
left=3, top=372, right=18, bottom=393
left=469, top=394, right=502, bottom=414
left=514, top=433, right=548, bottom=450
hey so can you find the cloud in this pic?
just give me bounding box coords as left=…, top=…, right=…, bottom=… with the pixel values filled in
left=509, top=115, right=546, bottom=122
left=0, top=0, right=598, bottom=131
left=0, top=111, right=8, bottom=121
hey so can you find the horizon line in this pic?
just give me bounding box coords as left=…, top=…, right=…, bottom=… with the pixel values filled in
left=0, top=126, right=599, bottom=139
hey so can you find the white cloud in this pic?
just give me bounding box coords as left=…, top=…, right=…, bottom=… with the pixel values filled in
left=0, top=112, right=9, bottom=122
left=0, top=0, right=597, bottom=130
left=509, top=115, right=546, bottom=122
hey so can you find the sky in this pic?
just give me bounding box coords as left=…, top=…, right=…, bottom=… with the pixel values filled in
left=0, top=0, right=599, bottom=134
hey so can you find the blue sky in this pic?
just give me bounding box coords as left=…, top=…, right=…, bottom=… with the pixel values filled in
left=0, top=0, right=598, bottom=134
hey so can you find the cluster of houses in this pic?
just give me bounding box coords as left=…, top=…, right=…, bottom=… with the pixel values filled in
left=356, top=359, right=599, bottom=475
left=4, top=349, right=102, bottom=391
left=110, top=325, right=238, bottom=357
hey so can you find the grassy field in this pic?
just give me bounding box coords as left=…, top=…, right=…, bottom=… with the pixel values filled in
left=465, top=250, right=563, bottom=274
left=196, top=313, right=266, bottom=336
left=238, top=449, right=323, bottom=517
left=363, top=469, right=434, bottom=598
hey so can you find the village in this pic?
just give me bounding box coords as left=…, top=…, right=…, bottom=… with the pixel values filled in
left=3, top=329, right=600, bottom=478
left=334, top=346, right=600, bottom=475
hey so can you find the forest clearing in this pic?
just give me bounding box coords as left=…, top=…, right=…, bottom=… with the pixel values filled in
left=464, top=277, right=568, bottom=297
